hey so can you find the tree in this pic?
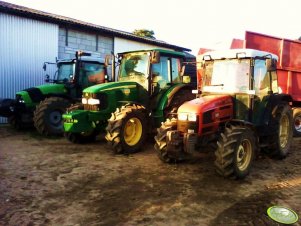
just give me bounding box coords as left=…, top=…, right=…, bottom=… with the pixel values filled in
left=133, top=29, right=156, bottom=39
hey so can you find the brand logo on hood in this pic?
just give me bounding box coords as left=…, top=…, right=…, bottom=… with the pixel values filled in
left=123, top=89, right=131, bottom=95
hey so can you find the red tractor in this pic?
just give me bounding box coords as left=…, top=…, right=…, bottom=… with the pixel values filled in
left=155, top=48, right=293, bottom=179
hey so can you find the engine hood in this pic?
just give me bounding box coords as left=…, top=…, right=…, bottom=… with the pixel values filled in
left=83, top=81, right=140, bottom=93
left=178, top=95, right=233, bottom=114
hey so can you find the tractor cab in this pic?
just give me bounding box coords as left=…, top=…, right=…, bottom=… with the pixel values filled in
left=117, top=49, right=192, bottom=111
left=43, top=54, right=107, bottom=98
left=198, top=49, right=279, bottom=124
left=118, top=50, right=191, bottom=91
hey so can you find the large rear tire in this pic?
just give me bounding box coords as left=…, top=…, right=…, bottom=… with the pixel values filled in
left=293, top=108, right=301, bottom=137
left=269, top=104, right=293, bottom=159
left=164, top=88, right=194, bottom=118
left=105, top=104, right=147, bottom=154
left=154, top=118, right=178, bottom=163
left=33, top=97, right=71, bottom=136
left=214, top=125, right=256, bottom=179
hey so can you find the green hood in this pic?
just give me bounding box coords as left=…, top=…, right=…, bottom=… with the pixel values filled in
left=35, top=83, right=67, bottom=95
left=16, top=83, right=67, bottom=107
left=83, top=81, right=139, bottom=94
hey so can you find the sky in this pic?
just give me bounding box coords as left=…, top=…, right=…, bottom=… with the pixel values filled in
left=3, top=0, right=301, bottom=54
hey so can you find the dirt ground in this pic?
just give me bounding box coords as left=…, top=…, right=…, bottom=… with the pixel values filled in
left=0, top=124, right=300, bottom=226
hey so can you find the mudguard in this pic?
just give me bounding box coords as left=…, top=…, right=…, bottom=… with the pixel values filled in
left=0, top=98, right=17, bottom=117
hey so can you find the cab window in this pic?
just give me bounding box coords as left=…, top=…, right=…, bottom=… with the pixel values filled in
left=253, top=59, right=278, bottom=97
left=151, top=56, right=170, bottom=90
left=171, top=58, right=181, bottom=83
left=79, top=62, right=106, bottom=88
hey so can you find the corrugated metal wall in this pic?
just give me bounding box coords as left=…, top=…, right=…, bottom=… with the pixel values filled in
left=0, top=13, right=58, bottom=123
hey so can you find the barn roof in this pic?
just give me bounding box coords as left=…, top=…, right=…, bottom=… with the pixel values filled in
left=0, top=1, right=191, bottom=52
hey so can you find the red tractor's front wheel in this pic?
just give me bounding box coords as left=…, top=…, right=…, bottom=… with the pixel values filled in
left=214, top=125, right=256, bottom=179
left=154, top=118, right=178, bottom=163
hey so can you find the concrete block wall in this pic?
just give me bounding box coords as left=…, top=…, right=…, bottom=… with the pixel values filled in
left=58, top=27, right=114, bottom=60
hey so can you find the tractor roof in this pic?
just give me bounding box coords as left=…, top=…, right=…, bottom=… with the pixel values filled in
left=57, top=57, right=105, bottom=64
left=198, top=48, right=278, bottom=61
left=119, top=48, right=186, bottom=58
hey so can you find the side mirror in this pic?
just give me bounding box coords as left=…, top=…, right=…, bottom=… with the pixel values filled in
left=105, top=55, right=111, bottom=67
left=266, top=58, right=277, bottom=71
left=69, top=74, right=75, bottom=83
left=182, top=75, right=191, bottom=84
left=45, top=74, right=50, bottom=83
left=150, top=51, right=160, bottom=64
left=43, top=63, right=47, bottom=71
left=180, top=65, right=186, bottom=76
left=104, top=74, right=109, bottom=82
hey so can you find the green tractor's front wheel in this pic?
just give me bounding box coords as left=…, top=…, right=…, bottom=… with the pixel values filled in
left=105, top=105, right=147, bottom=154
left=33, top=97, right=71, bottom=136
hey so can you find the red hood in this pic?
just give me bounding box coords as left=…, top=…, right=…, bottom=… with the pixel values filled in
left=178, top=95, right=233, bottom=114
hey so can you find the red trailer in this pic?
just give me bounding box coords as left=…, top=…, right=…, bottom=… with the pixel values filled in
left=199, top=31, right=301, bottom=136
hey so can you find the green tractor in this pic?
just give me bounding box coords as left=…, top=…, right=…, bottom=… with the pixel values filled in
left=0, top=51, right=107, bottom=136
left=63, top=49, right=196, bottom=153
left=155, top=49, right=293, bottom=179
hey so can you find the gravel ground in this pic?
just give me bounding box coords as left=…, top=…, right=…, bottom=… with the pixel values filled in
left=0, top=124, right=300, bottom=226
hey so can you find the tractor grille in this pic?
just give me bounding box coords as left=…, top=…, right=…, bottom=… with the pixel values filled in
left=177, top=120, right=198, bottom=133
left=84, top=104, right=98, bottom=111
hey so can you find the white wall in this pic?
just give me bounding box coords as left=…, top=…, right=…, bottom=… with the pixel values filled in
left=0, top=13, right=58, bottom=123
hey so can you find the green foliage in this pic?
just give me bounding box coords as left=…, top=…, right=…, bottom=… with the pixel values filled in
left=133, top=29, right=156, bottom=39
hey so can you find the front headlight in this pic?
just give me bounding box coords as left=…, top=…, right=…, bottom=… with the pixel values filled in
left=17, top=96, right=25, bottom=103
left=178, top=113, right=197, bottom=122
left=82, top=98, right=88, bottom=104
left=87, top=98, right=100, bottom=105
left=82, top=98, right=100, bottom=105
left=178, top=113, right=188, bottom=121
left=188, top=113, right=197, bottom=122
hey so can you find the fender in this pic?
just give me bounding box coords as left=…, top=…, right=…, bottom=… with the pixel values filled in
left=259, top=94, right=292, bottom=125
left=16, top=83, right=68, bottom=107
left=154, top=84, right=193, bottom=118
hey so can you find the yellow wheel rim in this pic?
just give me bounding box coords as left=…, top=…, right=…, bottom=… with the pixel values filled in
left=236, top=139, right=252, bottom=171
left=124, top=117, right=142, bottom=146
left=279, top=114, right=289, bottom=148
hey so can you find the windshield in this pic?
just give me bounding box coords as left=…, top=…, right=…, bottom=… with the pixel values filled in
left=118, top=52, right=149, bottom=89
left=202, top=59, right=250, bottom=93
left=57, top=63, right=75, bottom=82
